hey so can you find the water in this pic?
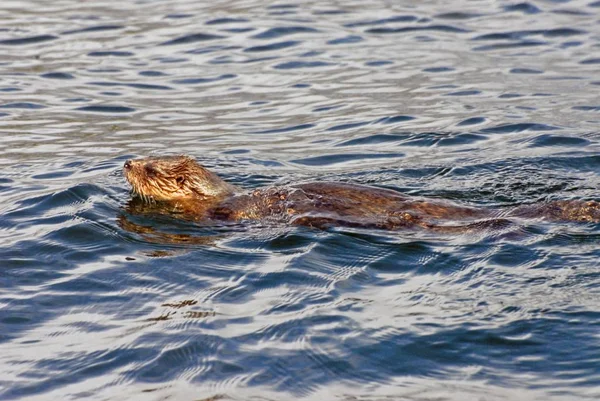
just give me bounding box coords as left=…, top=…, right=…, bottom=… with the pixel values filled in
left=1, top=0, right=600, bottom=399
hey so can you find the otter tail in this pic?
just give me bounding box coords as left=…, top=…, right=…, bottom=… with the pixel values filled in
left=511, top=200, right=600, bottom=223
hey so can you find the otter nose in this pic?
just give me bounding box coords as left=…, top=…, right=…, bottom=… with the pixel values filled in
left=124, top=160, right=133, bottom=170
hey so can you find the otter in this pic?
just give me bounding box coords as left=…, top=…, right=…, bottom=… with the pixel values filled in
left=123, top=155, right=600, bottom=232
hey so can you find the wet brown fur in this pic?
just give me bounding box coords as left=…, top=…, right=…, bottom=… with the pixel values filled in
left=124, top=155, right=235, bottom=214
left=123, top=155, right=600, bottom=231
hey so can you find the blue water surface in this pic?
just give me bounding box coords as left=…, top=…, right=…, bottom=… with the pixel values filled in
left=0, top=0, right=599, bottom=400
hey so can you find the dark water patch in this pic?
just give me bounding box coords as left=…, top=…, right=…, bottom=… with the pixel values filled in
left=375, top=115, right=415, bottom=124
left=252, top=123, right=315, bottom=134
left=62, top=25, right=124, bottom=35
left=0, top=112, right=9, bottom=117
left=0, top=176, right=14, bottom=186
left=429, top=84, right=459, bottom=90
left=185, top=45, right=240, bottom=55
left=366, top=25, right=470, bottom=35
left=365, top=60, right=393, bottom=66
left=527, top=134, right=590, bottom=148
left=481, top=123, right=560, bottom=134
left=552, top=9, right=592, bottom=16
left=205, top=18, right=249, bottom=25
left=473, top=28, right=585, bottom=41
left=63, top=98, right=89, bottom=103
left=88, top=81, right=173, bottom=90
left=0, top=102, right=45, bottom=109
left=515, top=106, right=536, bottom=111
left=160, top=33, right=225, bottom=46
left=531, top=154, right=600, bottom=172
left=138, top=70, right=167, bottom=77
left=5, top=183, right=104, bottom=222
left=267, top=4, right=298, bottom=9
left=273, top=61, right=333, bottom=69
left=64, top=160, right=86, bottom=169
left=457, top=117, right=487, bottom=126
left=544, top=76, right=584, bottom=81
left=292, top=153, right=404, bottom=166
left=3, top=347, right=156, bottom=399
left=32, top=170, right=75, bottom=180
left=504, top=2, right=542, bottom=14
left=0, top=87, right=21, bottom=92
left=222, top=149, right=250, bottom=155
left=423, top=66, right=454, bottom=73
left=344, top=15, right=418, bottom=28
left=313, top=9, right=348, bottom=15
left=88, top=51, right=134, bottom=57
left=473, top=32, right=514, bottom=41
left=292, top=83, right=310, bottom=88
left=268, top=10, right=297, bottom=16
left=87, top=68, right=121, bottom=73
left=590, top=1, right=600, bottom=7
left=0, top=35, right=58, bottom=46
left=579, top=58, right=600, bottom=65
left=560, top=40, right=582, bottom=48
left=252, top=26, right=319, bottom=40
left=223, top=27, right=255, bottom=33
left=41, top=72, right=75, bottom=80
left=473, top=41, right=546, bottom=51
left=543, top=28, right=587, bottom=38
left=172, top=74, right=235, bottom=85
left=209, top=55, right=233, bottom=64
left=244, top=40, right=299, bottom=52
left=327, top=35, right=363, bottom=45
left=510, top=68, right=543, bottom=74
left=414, top=35, right=436, bottom=43
left=313, top=105, right=342, bottom=112
left=572, top=105, right=600, bottom=111
left=499, top=93, right=523, bottom=98
left=300, top=51, right=322, bottom=58
left=74, top=105, right=135, bottom=113
left=164, top=13, right=193, bottom=19
left=446, top=90, right=481, bottom=96
left=326, top=121, right=370, bottom=131
left=100, top=91, right=121, bottom=96
left=435, top=12, right=484, bottom=20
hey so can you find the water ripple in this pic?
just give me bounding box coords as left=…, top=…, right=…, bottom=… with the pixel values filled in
left=251, top=26, right=320, bottom=40
left=0, top=35, right=58, bottom=46
left=1, top=1, right=600, bottom=399
left=160, top=33, right=226, bottom=46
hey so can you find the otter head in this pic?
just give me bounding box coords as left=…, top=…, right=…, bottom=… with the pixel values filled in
left=123, top=155, right=235, bottom=202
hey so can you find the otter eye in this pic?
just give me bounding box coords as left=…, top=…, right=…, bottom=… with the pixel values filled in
left=176, top=176, right=185, bottom=186
left=144, top=164, right=157, bottom=177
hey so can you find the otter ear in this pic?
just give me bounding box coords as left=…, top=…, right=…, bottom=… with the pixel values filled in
left=144, top=163, right=157, bottom=177
left=176, top=176, right=185, bottom=187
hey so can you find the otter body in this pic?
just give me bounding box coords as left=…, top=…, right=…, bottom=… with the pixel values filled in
left=123, top=156, right=600, bottom=231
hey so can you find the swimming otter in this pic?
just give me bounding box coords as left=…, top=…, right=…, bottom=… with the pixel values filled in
left=123, top=155, right=600, bottom=231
